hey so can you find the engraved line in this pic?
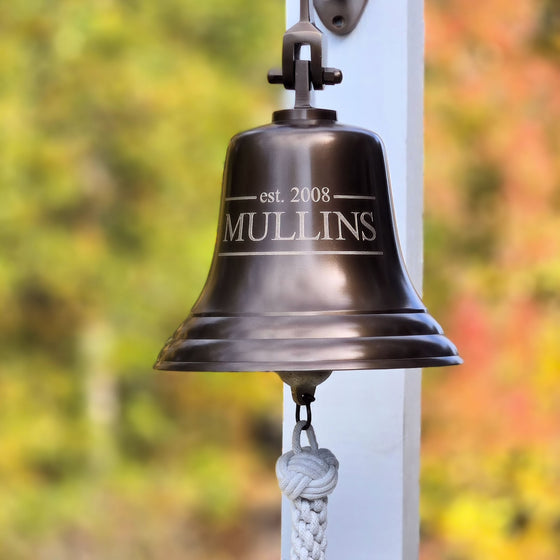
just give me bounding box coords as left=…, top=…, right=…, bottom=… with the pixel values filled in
left=333, top=195, right=376, bottom=200
left=218, top=251, right=384, bottom=257
left=225, top=196, right=258, bottom=201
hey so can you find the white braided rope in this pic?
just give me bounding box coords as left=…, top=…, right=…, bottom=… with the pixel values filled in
left=276, top=421, right=339, bottom=560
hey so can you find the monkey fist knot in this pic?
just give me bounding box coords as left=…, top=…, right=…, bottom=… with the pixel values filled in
left=276, top=422, right=339, bottom=501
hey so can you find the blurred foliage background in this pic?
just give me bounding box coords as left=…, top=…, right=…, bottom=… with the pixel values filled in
left=0, top=0, right=559, bottom=558
left=421, top=1, right=560, bottom=558
left=1, top=1, right=284, bottom=558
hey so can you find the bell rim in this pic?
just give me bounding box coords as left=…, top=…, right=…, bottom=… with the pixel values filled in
left=154, top=355, right=463, bottom=372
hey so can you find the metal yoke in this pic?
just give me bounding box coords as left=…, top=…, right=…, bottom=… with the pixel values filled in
left=268, top=0, right=342, bottom=107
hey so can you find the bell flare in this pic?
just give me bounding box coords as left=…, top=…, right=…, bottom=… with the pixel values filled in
left=154, top=311, right=462, bottom=372
left=155, top=109, right=461, bottom=373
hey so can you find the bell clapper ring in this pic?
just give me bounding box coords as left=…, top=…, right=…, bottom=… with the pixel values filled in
left=295, top=393, right=315, bottom=430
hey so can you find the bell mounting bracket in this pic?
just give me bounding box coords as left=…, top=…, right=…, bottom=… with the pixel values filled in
left=268, top=0, right=342, bottom=108
left=313, top=0, right=369, bottom=35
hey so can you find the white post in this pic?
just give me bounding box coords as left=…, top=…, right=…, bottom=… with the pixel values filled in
left=282, top=1, right=424, bottom=559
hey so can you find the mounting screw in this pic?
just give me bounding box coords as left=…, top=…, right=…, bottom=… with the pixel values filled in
left=332, top=15, right=346, bottom=30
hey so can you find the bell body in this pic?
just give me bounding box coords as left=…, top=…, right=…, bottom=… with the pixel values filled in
left=155, top=108, right=461, bottom=372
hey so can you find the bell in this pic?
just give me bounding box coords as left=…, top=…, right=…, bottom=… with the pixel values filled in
left=154, top=3, right=461, bottom=400
left=155, top=105, right=461, bottom=370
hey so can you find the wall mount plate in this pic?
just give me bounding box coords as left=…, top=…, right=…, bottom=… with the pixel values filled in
left=313, top=0, right=369, bottom=35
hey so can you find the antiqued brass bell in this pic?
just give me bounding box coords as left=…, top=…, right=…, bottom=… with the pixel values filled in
left=154, top=1, right=461, bottom=401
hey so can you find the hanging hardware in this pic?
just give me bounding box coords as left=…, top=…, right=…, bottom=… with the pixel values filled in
left=314, top=0, right=369, bottom=35
left=277, top=371, right=332, bottom=406
left=295, top=394, right=315, bottom=430
left=268, top=0, right=342, bottom=108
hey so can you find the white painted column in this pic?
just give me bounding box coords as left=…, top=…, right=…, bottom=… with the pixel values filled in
left=282, top=1, right=424, bottom=558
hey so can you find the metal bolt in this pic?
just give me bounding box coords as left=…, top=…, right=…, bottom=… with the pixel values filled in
left=323, top=68, right=343, bottom=85
left=267, top=69, right=284, bottom=84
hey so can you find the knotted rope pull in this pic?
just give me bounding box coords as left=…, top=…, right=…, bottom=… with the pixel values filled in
left=276, top=420, right=339, bottom=560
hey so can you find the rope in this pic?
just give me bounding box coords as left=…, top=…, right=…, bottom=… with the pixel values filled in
left=276, top=420, right=339, bottom=560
